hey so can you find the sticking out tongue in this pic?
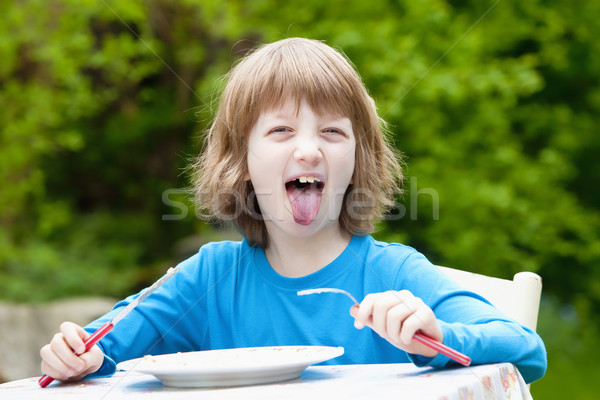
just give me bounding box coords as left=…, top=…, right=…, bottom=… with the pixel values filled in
left=286, top=180, right=323, bottom=225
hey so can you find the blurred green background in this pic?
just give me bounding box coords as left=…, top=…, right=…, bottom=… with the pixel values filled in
left=1, top=0, right=599, bottom=397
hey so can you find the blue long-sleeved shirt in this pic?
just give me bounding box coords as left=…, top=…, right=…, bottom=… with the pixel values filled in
left=85, top=235, right=547, bottom=383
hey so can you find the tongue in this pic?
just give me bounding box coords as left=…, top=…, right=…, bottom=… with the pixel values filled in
left=287, top=183, right=322, bottom=225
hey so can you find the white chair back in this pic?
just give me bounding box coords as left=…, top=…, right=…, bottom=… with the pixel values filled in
left=437, top=266, right=542, bottom=331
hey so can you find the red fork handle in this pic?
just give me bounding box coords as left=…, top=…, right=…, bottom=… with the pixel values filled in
left=413, top=332, right=471, bottom=366
left=38, top=322, right=114, bottom=388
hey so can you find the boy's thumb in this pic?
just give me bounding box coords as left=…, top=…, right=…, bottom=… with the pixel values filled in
left=349, top=304, right=359, bottom=318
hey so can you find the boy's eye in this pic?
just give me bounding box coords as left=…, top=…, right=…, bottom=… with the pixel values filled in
left=322, top=128, right=346, bottom=137
left=270, top=127, right=292, bottom=134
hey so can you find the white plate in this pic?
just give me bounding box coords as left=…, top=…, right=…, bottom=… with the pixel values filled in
left=117, top=346, right=344, bottom=388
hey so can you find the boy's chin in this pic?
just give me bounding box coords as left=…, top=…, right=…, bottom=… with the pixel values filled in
left=285, top=217, right=340, bottom=236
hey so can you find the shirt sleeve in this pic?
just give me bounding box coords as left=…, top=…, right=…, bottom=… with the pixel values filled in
left=82, top=253, right=208, bottom=378
left=397, top=252, right=547, bottom=384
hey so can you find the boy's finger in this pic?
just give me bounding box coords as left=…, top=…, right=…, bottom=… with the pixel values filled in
left=353, top=291, right=399, bottom=330
left=40, top=347, right=76, bottom=381
left=386, top=303, right=413, bottom=342
left=50, top=336, right=86, bottom=372
left=60, top=322, right=87, bottom=354
left=400, top=308, right=435, bottom=346
left=370, top=292, right=405, bottom=333
left=353, top=295, right=376, bottom=329
left=78, top=346, right=103, bottom=374
left=41, top=361, right=67, bottom=382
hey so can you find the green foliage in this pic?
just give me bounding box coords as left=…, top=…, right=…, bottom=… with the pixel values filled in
left=1, top=0, right=599, bottom=396
left=534, top=296, right=600, bottom=399
left=1, top=212, right=144, bottom=301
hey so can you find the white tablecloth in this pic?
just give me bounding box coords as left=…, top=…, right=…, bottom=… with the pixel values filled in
left=0, top=363, right=532, bottom=400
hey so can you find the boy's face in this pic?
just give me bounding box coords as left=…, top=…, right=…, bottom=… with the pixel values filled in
left=246, top=98, right=356, bottom=240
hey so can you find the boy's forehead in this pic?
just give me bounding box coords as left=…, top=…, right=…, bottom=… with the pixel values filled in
left=259, top=97, right=349, bottom=120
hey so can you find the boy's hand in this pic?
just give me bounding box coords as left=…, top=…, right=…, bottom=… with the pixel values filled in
left=40, top=321, right=103, bottom=382
left=350, top=290, right=442, bottom=358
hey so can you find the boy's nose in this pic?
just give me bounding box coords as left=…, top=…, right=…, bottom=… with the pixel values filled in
left=293, top=135, right=323, bottom=164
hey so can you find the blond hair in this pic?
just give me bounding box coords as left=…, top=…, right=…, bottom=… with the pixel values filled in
left=193, top=38, right=403, bottom=247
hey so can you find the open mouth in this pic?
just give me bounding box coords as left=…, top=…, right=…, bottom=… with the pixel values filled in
left=285, top=176, right=325, bottom=225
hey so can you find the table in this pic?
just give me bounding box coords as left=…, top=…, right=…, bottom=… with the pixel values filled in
left=0, top=363, right=532, bottom=400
